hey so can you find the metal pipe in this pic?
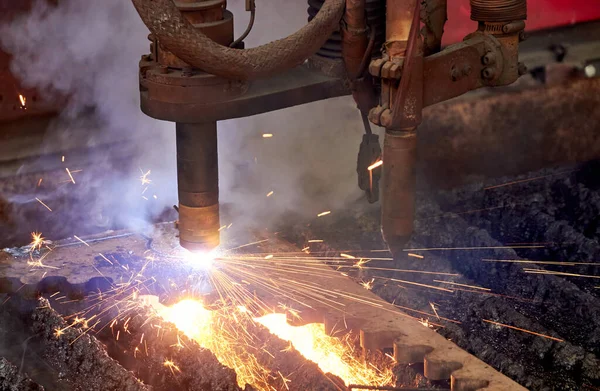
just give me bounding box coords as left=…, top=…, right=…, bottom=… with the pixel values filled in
left=176, top=122, right=220, bottom=252
left=342, top=0, right=368, bottom=78
left=385, top=0, right=418, bottom=58
left=381, top=129, right=417, bottom=254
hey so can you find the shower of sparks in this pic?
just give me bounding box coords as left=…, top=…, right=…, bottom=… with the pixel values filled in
left=522, top=268, right=600, bottom=279
left=35, top=197, right=53, bottom=212
left=140, top=169, right=152, bottom=186
left=262, top=133, right=273, bottom=138
left=317, top=211, right=331, bottom=217
left=19, top=94, right=26, bottom=108
left=266, top=191, right=274, bottom=197
left=433, top=280, right=491, bottom=291
left=65, top=168, right=76, bottom=184
left=48, top=233, right=475, bottom=391
left=367, top=160, right=383, bottom=171
left=483, top=319, right=564, bottom=342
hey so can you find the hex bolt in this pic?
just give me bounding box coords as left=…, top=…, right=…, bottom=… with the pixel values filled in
left=462, top=64, right=472, bottom=77
left=450, top=66, right=460, bottom=81
left=519, top=30, right=527, bottom=42
left=482, top=67, right=496, bottom=80
left=482, top=52, right=496, bottom=66
left=518, top=62, right=528, bottom=76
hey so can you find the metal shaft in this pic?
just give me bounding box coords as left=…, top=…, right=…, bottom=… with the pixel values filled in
left=381, top=129, right=417, bottom=254
left=176, top=122, right=220, bottom=252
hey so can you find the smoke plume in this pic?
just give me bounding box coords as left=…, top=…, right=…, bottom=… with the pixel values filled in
left=0, top=0, right=379, bottom=239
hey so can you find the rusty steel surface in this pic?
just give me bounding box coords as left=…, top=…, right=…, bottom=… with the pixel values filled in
left=381, top=130, right=417, bottom=254
left=0, top=225, right=525, bottom=390
left=140, top=64, right=349, bottom=123
left=132, top=0, right=345, bottom=80
left=417, top=75, right=600, bottom=190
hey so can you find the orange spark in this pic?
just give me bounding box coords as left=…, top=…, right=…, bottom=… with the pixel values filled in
left=139, top=169, right=152, bottom=186
left=407, top=253, right=423, bottom=259
left=340, top=253, right=355, bottom=259
left=19, top=94, right=26, bottom=108
left=35, top=197, right=52, bottom=212
left=317, top=211, right=331, bottom=217
left=523, top=269, right=600, bottom=279
left=73, top=235, right=90, bottom=247
left=163, top=359, right=181, bottom=374
left=433, top=280, right=491, bottom=291
left=30, top=232, right=45, bottom=251
left=37, top=178, right=43, bottom=187
left=262, top=133, right=273, bottom=138
left=265, top=254, right=274, bottom=260
left=308, top=240, right=323, bottom=243
left=367, top=160, right=383, bottom=171
left=404, top=245, right=545, bottom=251
left=267, top=191, right=274, bottom=197
left=483, top=319, right=563, bottom=342
left=65, top=168, right=76, bottom=184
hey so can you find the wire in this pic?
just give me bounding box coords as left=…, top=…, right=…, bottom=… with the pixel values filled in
left=230, top=1, right=256, bottom=48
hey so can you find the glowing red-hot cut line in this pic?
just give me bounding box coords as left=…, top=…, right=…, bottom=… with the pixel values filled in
left=482, top=319, right=564, bottom=342
left=367, top=160, right=383, bottom=171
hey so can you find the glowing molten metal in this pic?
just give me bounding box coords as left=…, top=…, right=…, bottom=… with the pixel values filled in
left=158, top=299, right=392, bottom=389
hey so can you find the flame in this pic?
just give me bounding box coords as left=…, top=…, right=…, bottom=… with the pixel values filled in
left=255, top=313, right=392, bottom=386
left=158, top=298, right=393, bottom=389
left=157, top=299, right=272, bottom=389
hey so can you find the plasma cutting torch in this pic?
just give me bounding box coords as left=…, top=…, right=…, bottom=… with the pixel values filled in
left=131, top=0, right=527, bottom=254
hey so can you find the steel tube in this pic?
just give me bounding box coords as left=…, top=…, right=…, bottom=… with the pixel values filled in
left=176, top=122, right=220, bottom=252
left=385, top=0, right=418, bottom=58
left=381, top=129, right=417, bottom=254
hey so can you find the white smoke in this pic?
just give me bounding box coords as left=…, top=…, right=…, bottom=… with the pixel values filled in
left=0, top=0, right=377, bottom=236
